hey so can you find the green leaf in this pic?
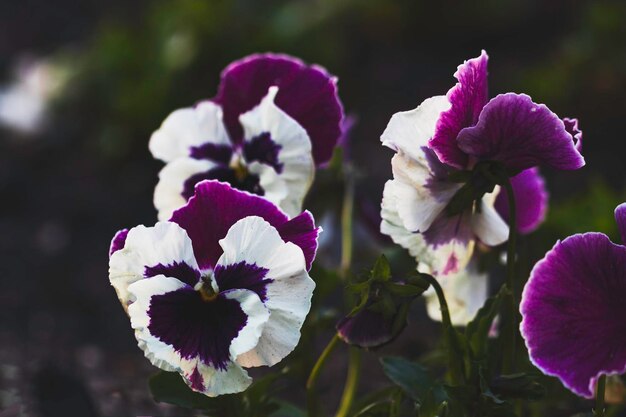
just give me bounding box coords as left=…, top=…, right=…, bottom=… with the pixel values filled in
left=490, top=373, right=545, bottom=401
left=380, top=357, right=437, bottom=403
left=271, top=400, right=306, bottom=417
left=371, top=255, right=392, bottom=282
left=384, top=282, right=429, bottom=297
left=465, top=289, right=503, bottom=360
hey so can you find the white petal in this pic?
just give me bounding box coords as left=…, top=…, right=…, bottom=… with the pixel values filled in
left=381, top=180, right=474, bottom=277
left=109, top=222, right=199, bottom=308
left=128, top=278, right=268, bottom=397
left=149, top=102, right=231, bottom=163
left=239, top=86, right=315, bottom=218
left=381, top=95, right=450, bottom=164
left=391, top=154, right=461, bottom=232
left=154, top=158, right=216, bottom=221
left=471, top=189, right=509, bottom=246
left=424, top=264, right=488, bottom=326
left=217, top=216, right=314, bottom=367
left=127, top=276, right=190, bottom=371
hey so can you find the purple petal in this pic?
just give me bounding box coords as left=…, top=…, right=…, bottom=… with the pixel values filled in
left=144, top=261, right=201, bottom=287
left=495, top=168, right=548, bottom=234
left=520, top=232, right=626, bottom=398
left=429, top=51, right=489, bottom=169
left=189, top=143, right=233, bottom=164
left=275, top=210, right=320, bottom=271
left=109, top=229, right=129, bottom=256
left=170, top=180, right=319, bottom=270
left=563, top=117, right=583, bottom=152
left=213, top=53, right=344, bottom=166
left=457, top=93, right=585, bottom=172
left=615, top=203, right=626, bottom=245
left=147, top=287, right=248, bottom=371
left=243, top=132, right=283, bottom=173
left=214, top=261, right=272, bottom=302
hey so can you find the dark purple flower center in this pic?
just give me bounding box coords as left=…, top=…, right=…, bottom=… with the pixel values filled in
left=147, top=288, right=248, bottom=371
left=214, top=261, right=272, bottom=302
left=144, top=261, right=201, bottom=287
left=182, top=132, right=282, bottom=200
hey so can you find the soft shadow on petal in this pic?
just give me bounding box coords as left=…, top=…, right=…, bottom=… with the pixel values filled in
left=457, top=93, right=585, bottom=172
left=495, top=167, right=548, bottom=234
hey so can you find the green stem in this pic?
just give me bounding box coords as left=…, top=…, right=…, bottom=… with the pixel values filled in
left=335, top=348, right=362, bottom=417
left=340, top=164, right=354, bottom=279
left=306, top=334, right=340, bottom=417
left=594, top=375, right=607, bottom=417
left=422, top=274, right=465, bottom=385
left=501, top=177, right=518, bottom=374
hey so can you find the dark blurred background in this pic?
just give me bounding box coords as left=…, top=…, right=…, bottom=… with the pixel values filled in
left=1, top=0, right=626, bottom=416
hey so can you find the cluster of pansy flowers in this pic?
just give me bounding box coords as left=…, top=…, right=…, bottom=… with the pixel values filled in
left=108, top=49, right=626, bottom=408
left=108, top=54, right=343, bottom=396
left=379, top=51, right=582, bottom=325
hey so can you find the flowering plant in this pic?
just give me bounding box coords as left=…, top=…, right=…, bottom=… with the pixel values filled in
left=106, top=51, right=625, bottom=417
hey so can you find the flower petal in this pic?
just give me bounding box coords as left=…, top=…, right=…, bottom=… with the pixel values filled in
left=109, top=228, right=128, bottom=256
left=471, top=188, right=508, bottom=246
left=128, top=276, right=269, bottom=396
left=380, top=180, right=474, bottom=277
left=274, top=210, right=320, bottom=271
left=380, top=95, right=451, bottom=165
left=154, top=158, right=217, bottom=221
left=170, top=180, right=319, bottom=271
left=149, top=102, right=231, bottom=163
left=109, top=222, right=200, bottom=308
left=495, top=168, right=548, bottom=234
left=563, top=117, right=583, bottom=153
left=429, top=51, right=489, bottom=169
left=240, top=86, right=315, bottom=217
left=520, top=232, right=626, bottom=398
left=424, top=262, right=488, bottom=326
left=615, top=203, right=626, bottom=246
left=390, top=154, right=461, bottom=233
left=457, top=93, right=585, bottom=172
left=216, top=216, right=314, bottom=367
left=214, top=53, right=343, bottom=166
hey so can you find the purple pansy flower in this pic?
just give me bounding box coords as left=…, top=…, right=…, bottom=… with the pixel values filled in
left=520, top=203, right=626, bottom=399
left=109, top=180, right=319, bottom=396
left=380, top=51, right=581, bottom=277
left=150, top=53, right=343, bottom=220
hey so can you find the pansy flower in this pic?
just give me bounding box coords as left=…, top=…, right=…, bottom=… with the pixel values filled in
left=150, top=53, right=343, bottom=220
left=380, top=51, right=582, bottom=277
left=108, top=180, right=319, bottom=396
left=520, top=203, right=626, bottom=399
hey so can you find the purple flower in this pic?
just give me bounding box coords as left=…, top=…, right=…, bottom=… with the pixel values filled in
left=109, top=180, right=319, bottom=396
left=520, top=203, right=626, bottom=399
left=380, top=51, right=576, bottom=277
left=150, top=54, right=344, bottom=220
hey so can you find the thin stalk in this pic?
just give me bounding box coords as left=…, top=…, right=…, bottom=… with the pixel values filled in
left=594, top=375, right=607, bottom=417
left=335, top=348, right=362, bottom=417
left=501, top=177, right=518, bottom=374
left=306, top=334, right=340, bottom=417
left=340, top=165, right=354, bottom=279
left=422, top=274, right=465, bottom=385
left=333, top=162, right=361, bottom=416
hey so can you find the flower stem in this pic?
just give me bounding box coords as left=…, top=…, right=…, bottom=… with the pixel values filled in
left=306, top=334, right=340, bottom=417
left=340, top=164, right=354, bottom=280
left=501, top=177, right=518, bottom=374
left=594, top=374, right=607, bottom=417
left=422, top=274, right=465, bottom=385
left=335, top=347, right=361, bottom=417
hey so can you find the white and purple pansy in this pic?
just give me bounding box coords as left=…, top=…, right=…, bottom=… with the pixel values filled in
left=108, top=180, right=319, bottom=396
left=520, top=203, right=626, bottom=399
left=150, top=53, right=344, bottom=221
left=380, top=51, right=582, bottom=277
